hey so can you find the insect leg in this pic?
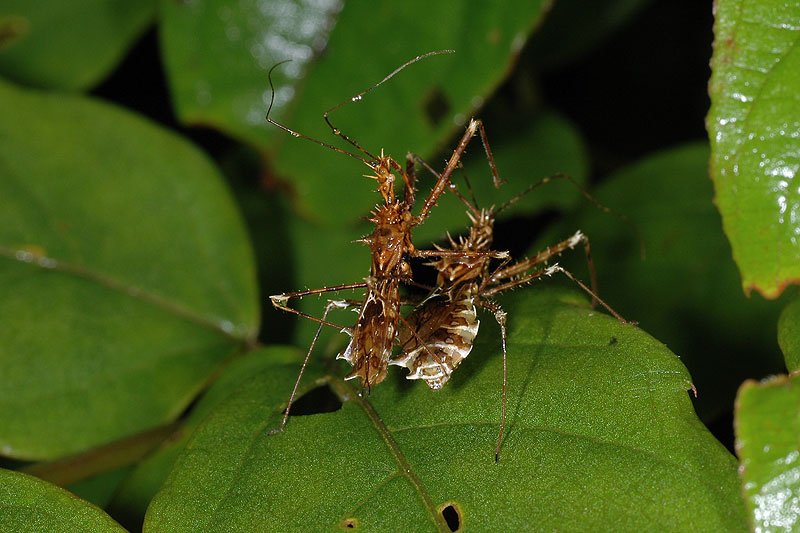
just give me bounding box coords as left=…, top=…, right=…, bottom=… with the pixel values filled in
left=270, top=282, right=368, bottom=331
left=478, top=299, right=508, bottom=462
left=416, top=118, right=502, bottom=224
left=269, top=299, right=355, bottom=435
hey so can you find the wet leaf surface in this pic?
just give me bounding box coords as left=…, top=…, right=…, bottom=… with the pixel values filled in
left=708, top=0, right=800, bottom=298
left=107, top=347, right=305, bottom=530
left=735, top=374, right=800, bottom=532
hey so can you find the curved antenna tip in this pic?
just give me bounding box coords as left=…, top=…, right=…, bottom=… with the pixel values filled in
left=266, top=59, right=293, bottom=122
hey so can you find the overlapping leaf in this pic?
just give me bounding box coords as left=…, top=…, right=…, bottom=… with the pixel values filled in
left=0, top=0, right=154, bottom=90
left=105, top=347, right=304, bottom=530
left=0, top=79, right=258, bottom=459
left=735, top=375, right=800, bottom=532
left=160, top=0, right=552, bottom=224
left=779, top=295, right=800, bottom=372
left=145, top=290, right=744, bottom=531
left=0, top=468, right=124, bottom=532
left=545, top=143, right=785, bottom=419
left=708, top=0, right=800, bottom=297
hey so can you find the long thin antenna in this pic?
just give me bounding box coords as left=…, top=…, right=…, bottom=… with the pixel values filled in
left=323, top=50, right=455, bottom=157
left=265, top=61, right=369, bottom=165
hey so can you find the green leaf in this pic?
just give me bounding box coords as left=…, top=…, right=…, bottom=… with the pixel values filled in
left=107, top=347, right=305, bottom=530
left=158, top=0, right=342, bottom=149
left=735, top=374, right=800, bottom=532
left=707, top=0, right=800, bottom=298
left=0, top=79, right=258, bottom=460
left=549, top=143, right=785, bottom=419
left=161, top=0, right=551, bottom=223
left=67, top=466, right=134, bottom=509
left=0, top=1, right=155, bottom=90
left=0, top=468, right=124, bottom=532
left=779, top=296, right=800, bottom=372
left=145, top=290, right=744, bottom=531
left=275, top=2, right=551, bottom=226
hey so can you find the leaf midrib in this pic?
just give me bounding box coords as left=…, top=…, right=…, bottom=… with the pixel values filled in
left=0, top=245, right=251, bottom=343
left=329, top=377, right=450, bottom=532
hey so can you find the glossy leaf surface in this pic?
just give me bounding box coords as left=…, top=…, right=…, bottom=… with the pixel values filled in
left=0, top=0, right=154, bottom=90
left=146, top=290, right=744, bottom=531
left=0, top=80, right=258, bottom=459
left=708, top=0, right=800, bottom=297
left=735, top=375, right=800, bottom=532
left=0, top=468, right=124, bottom=532
left=160, top=0, right=551, bottom=224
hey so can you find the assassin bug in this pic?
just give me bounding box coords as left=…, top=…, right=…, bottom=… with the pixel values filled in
left=266, top=52, right=507, bottom=433
left=393, top=172, right=629, bottom=460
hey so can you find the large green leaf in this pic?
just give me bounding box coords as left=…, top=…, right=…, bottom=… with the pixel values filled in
left=0, top=79, right=258, bottom=460
left=145, top=290, right=744, bottom=531
left=735, top=374, right=800, bottom=532
left=0, top=468, right=124, bottom=532
left=779, top=295, right=800, bottom=372
left=106, top=347, right=306, bottom=530
left=546, top=143, right=785, bottom=419
left=160, top=0, right=551, bottom=224
left=707, top=0, right=800, bottom=298
left=0, top=0, right=155, bottom=90
left=158, top=0, right=342, bottom=150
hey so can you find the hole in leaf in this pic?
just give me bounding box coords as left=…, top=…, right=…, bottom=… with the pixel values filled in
left=423, top=85, right=450, bottom=127
left=340, top=517, right=358, bottom=529
left=439, top=502, right=461, bottom=532
left=290, top=383, right=342, bottom=416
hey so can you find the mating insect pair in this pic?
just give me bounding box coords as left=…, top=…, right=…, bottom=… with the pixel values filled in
left=266, top=51, right=627, bottom=460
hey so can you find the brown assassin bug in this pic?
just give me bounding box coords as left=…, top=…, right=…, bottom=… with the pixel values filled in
left=392, top=171, right=629, bottom=460
left=266, top=51, right=508, bottom=434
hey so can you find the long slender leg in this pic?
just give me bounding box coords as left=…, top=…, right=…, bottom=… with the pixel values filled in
left=270, top=282, right=368, bottom=330
left=321, top=50, right=454, bottom=161
left=479, top=299, right=508, bottom=462
left=547, top=265, right=628, bottom=323
left=416, top=119, right=502, bottom=223
left=487, top=230, right=600, bottom=307
left=490, top=231, right=587, bottom=282
left=269, top=300, right=354, bottom=435
left=485, top=263, right=627, bottom=323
